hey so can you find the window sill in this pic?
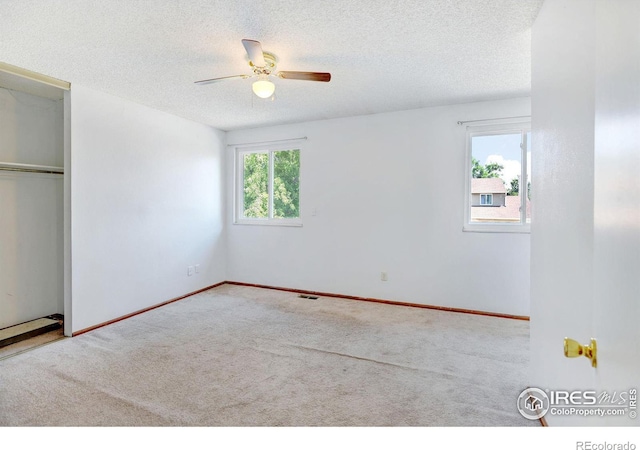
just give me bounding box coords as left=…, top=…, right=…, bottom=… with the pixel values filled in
left=234, top=219, right=303, bottom=227
left=463, top=223, right=530, bottom=234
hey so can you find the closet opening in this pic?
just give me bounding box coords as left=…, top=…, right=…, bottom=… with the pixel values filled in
left=0, top=62, right=71, bottom=354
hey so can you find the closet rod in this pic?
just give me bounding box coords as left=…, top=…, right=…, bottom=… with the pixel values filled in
left=0, top=162, right=64, bottom=175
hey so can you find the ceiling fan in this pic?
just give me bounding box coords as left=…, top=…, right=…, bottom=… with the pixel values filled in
left=194, top=39, right=331, bottom=99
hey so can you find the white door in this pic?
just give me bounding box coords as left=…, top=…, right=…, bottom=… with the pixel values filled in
left=530, top=0, right=639, bottom=427
left=592, top=0, right=640, bottom=426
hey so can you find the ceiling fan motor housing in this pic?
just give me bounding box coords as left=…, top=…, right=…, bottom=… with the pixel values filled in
left=249, top=52, right=277, bottom=76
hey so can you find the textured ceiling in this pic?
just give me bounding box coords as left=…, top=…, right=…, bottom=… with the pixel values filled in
left=0, top=0, right=544, bottom=131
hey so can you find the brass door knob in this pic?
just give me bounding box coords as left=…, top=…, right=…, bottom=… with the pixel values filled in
left=564, top=337, right=597, bottom=368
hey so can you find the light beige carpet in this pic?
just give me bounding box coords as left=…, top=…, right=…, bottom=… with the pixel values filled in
left=0, top=285, right=537, bottom=426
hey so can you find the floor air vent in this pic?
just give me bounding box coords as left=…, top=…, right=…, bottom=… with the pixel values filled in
left=298, top=294, right=319, bottom=300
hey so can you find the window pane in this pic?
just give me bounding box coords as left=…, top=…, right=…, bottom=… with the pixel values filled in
left=243, top=152, right=269, bottom=218
left=273, top=149, right=300, bottom=219
left=470, top=133, right=522, bottom=223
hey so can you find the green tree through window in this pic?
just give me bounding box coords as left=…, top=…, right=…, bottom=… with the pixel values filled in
left=273, top=150, right=300, bottom=218
left=472, top=157, right=504, bottom=179
left=243, top=152, right=269, bottom=218
left=240, top=148, right=300, bottom=221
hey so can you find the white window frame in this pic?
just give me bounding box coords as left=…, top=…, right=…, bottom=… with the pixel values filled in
left=463, top=121, right=531, bottom=233
left=234, top=143, right=302, bottom=227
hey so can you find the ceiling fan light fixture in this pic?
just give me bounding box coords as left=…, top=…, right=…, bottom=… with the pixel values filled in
left=194, top=39, right=331, bottom=100
left=252, top=78, right=275, bottom=99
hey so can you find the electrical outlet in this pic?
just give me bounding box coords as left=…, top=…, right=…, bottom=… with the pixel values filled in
left=381, top=272, right=388, bottom=281
left=188, top=266, right=194, bottom=276
left=195, top=264, right=200, bottom=273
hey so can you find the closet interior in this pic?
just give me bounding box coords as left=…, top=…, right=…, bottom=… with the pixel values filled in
left=0, top=64, right=69, bottom=355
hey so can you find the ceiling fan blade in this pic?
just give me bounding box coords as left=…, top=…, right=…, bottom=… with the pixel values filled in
left=241, top=39, right=266, bottom=67
left=277, top=71, right=331, bottom=82
left=194, top=74, right=250, bottom=85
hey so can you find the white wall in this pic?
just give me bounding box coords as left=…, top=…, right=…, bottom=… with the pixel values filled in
left=0, top=88, right=63, bottom=167
left=69, top=85, right=226, bottom=333
left=226, top=98, right=531, bottom=317
left=0, top=88, right=63, bottom=329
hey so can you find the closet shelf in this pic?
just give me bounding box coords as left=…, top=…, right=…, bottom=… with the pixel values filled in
left=0, top=161, right=64, bottom=174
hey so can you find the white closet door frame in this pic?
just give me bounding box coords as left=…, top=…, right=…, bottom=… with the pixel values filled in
left=0, top=63, right=72, bottom=336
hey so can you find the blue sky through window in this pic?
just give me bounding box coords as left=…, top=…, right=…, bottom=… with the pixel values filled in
left=472, top=133, right=522, bottom=187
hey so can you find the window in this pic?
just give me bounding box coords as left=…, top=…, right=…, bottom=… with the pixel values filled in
left=464, top=122, right=531, bottom=232
left=480, top=194, right=493, bottom=205
left=235, top=146, right=301, bottom=226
